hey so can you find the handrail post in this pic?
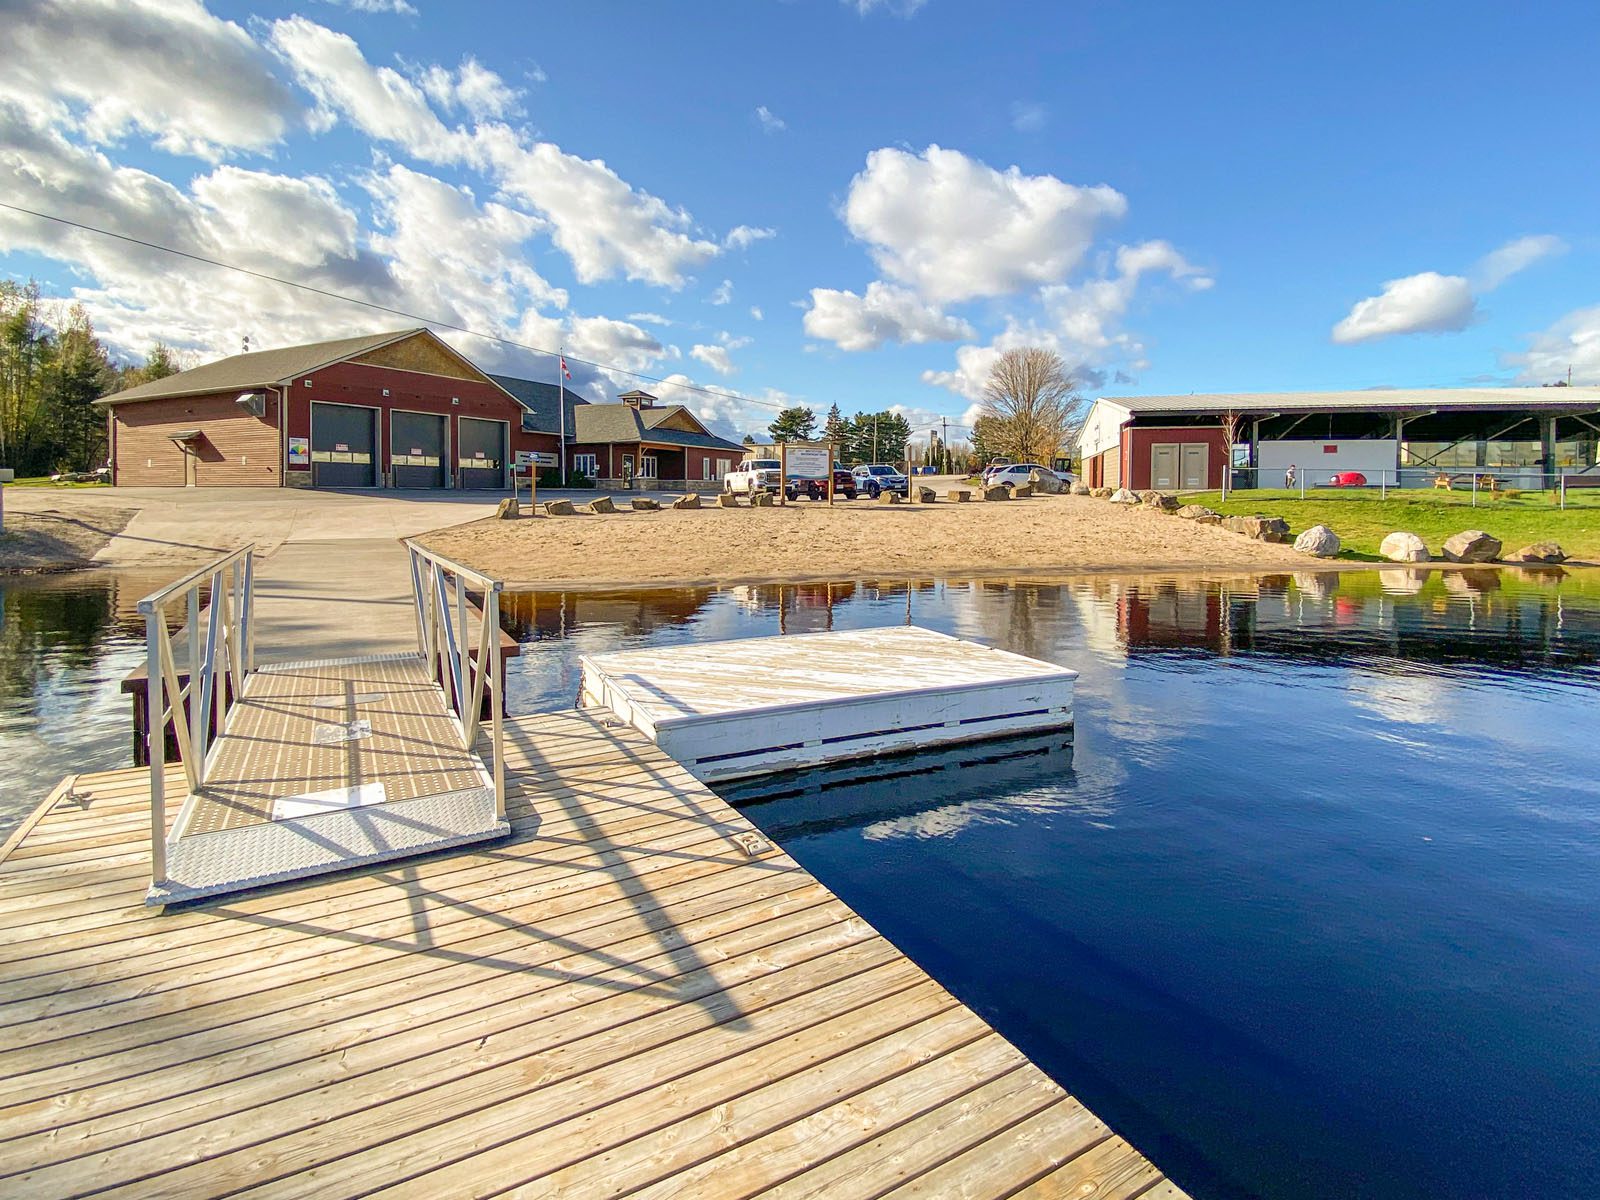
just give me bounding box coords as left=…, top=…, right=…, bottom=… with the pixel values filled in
left=489, top=586, right=505, bottom=820
left=146, top=608, right=167, bottom=888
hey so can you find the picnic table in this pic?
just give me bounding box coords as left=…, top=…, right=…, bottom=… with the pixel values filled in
left=1433, top=472, right=1503, bottom=493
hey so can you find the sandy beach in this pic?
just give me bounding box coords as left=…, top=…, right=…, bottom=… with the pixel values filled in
left=418, top=493, right=1313, bottom=588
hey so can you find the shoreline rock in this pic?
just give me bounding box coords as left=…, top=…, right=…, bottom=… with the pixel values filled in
left=1442, top=529, right=1501, bottom=563
left=1380, top=531, right=1429, bottom=563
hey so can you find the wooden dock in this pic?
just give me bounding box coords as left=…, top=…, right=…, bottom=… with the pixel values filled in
left=0, top=709, right=1187, bottom=1199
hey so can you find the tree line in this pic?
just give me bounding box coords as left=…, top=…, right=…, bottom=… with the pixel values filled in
left=754, top=347, right=1085, bottom=475
left=761, top=404, right=915, bottom=466
left=0, top=280, right=181, bottom=477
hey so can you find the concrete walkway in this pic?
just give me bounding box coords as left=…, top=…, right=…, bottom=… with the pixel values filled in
left=252, top=538, right=419, bottom=662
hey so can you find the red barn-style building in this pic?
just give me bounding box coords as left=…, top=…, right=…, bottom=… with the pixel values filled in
left=99, top=328, right=563, bottom=490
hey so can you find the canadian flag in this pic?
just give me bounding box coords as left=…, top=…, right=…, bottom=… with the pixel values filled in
left=559, top=355, right=571, bottom=380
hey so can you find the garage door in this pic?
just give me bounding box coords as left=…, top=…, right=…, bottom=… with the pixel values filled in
left=391, top=411, right=447, bottom=489
left=311, top=403, right=377, bottom=488
left=457, top=417, right=507, bottom=490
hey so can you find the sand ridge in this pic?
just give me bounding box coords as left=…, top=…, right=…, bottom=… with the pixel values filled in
left=417, top=493, right=1314, bottom=588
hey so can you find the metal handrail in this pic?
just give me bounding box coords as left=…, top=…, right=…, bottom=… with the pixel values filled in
left=404, top=540, right=506, bottom=820
left=137, top=544, right=257, bottom=888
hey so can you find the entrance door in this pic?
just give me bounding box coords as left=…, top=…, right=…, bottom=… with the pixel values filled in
left=1150, top=443, right=1179, bottom=490
left=311, top=403, right=378, bottom=488
left=183, top=450, right=197, bottom=487
left=457, top=417, right=507, bottom=489
left=391, top=411, right=447, bottom=489
left=1180, top=443, right=1209, bottom=490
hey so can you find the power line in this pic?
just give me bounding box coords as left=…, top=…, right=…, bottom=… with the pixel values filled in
left=0, top=200, right=799, bottom=412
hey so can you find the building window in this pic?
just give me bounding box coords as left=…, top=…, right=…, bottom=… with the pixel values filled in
left=573, top=453, right=597, bottom=477
left=702, top=457, right=714, bottom=481
left=641, top=455, right=658, bottom=478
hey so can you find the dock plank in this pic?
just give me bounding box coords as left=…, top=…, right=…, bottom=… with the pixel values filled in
left=0, top=709, right=1185, bottom=1199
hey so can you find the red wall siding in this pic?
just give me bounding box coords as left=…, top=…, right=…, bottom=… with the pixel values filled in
left=1123, top=425, right=1228, bottom=491
left=281, top=361, right=555, bottom=483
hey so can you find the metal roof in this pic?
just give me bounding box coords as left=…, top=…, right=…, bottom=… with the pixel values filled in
left=98, top=329, right=421, bottom=406
left=1100, top=387, right=1600, bottom=416
left=489, top=374, right=591, bottom=434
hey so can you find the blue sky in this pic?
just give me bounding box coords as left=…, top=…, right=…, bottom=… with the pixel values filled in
left=1, top=0, right=1596, bottom=442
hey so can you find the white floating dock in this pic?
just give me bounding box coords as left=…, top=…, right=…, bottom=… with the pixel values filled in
left=579, top=625, right=1076, bottom=782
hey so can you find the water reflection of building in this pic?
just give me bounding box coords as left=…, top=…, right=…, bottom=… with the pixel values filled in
left=1108, top=571, right=1600, bottom=671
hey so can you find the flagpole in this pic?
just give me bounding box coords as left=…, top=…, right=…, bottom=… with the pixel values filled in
left=558, top=346, right=567, bottom=487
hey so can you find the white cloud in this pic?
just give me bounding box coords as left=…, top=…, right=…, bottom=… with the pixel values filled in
left=1009, top=101, right=1047, bottom=133
left=1509, top=305, right=1600, bottom=385
left=755, top=106, right=786, bottom=134
left=690, top=332, right=753, bottom=376
left=710, top=279, right=735, bottom=305
left=417, top=56, right=523, bottom=121
left=1473, top=234, right=1567, bottom=291
left=1331, top=271, right=1477, bottom=344
left=922, top=241, right=1211, bottom=398
left=848, top=0, right=930, bottom=15
left=1334, top=234, right=1565, bottom=346
left=724, top=225, right=776, bottom=251
left=690, top=344, right=736, bottom=375
left=319, top=0, right=418, bottom=14
left=804, top=281, right=975, bottom=351
left=0, top=0, right=296, bottom=160
left=750, top=306, right=764, bottom=321
left=842, top=145, right=1127, bottom=304
left=268, top=16, right=726, bottom=288
left=626, top=312, right=673, bottom=326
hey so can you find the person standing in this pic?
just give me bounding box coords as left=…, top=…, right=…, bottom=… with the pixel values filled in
left=1285, top=463, right=1297, bottom=488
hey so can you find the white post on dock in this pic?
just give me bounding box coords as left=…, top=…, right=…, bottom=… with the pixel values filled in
left=779, top=441, right=788, bottom=506
left=145, top=611, right=167, bottom=887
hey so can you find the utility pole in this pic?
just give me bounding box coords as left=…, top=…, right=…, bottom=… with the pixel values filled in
left=872, top=415, right=878, bottom=463
left=941, top=417, right=949, bottom=475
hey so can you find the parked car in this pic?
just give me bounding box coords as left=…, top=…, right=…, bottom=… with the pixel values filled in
left=724, top=457, right=783, bottom=495
left=851, top=463, right=909, bottom=497
left=983, top=463, right=1075, bottom=490
left=786, top=466, right=857, bottom=501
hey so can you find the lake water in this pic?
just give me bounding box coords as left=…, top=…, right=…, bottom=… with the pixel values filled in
left=4, top=566, right=1600, bottom=1198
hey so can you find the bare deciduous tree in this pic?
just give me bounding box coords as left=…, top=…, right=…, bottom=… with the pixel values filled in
left=979, top=347, right=1083, bottom=464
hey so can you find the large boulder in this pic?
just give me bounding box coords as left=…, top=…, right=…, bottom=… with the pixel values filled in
left=1442, top=529, right=1501, bottom=563
left=1504, top=540, right=1566, bottom=564
left=585, top=495, right=616, bottom=515
left=1069, top=481, right=1092, bottom=496
left=629, top=497, right=661, bottom=512
left=543, top=499, right=575, bottom=517
left=494, top=497, right=519, bottom=520
left=1089, top=486, right=1114, bottom=499
left=750, top=491, right=776, bottom=507
left=1379, top=531, right=1429, bottom=563
left=1028, top=468, right=1064, bottom=495
left=1222, top=515, right=1291, bottom=543
left=916, top=486, right=937, bottom=503
left=1139, top=490, right=1179, bottom=512
left=672, top=493, right=701, bottom=510
left=717, top=492, right=740, bottom=508
left=1176, top=504, right=1217, bottom=520
left=1011, top=482, right=1034, bottom=499
left=1108, top=488, right=1139, bottom=504
left=1293, top=524, right=1341, bottom=558
left=983, top=484, right=1010, bottom=501
left=947, top=489, right=972, bottom=502
left=876, top=490, right=901, bottom=504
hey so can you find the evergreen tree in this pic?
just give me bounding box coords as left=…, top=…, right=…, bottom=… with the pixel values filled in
left=42, top=304, right=114, bottom=471
left=821, top=403, right=849, bottom=456
left=767, top=404, right=816, bottom=443
left=847, top=411, right=911, bottom=464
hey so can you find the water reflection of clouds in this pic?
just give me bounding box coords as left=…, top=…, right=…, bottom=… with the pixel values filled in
left=862, top=787, right=1116, bottom=841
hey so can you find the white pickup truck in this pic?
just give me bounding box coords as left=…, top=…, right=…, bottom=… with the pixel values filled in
left=723, top=457, right=783, bottom=495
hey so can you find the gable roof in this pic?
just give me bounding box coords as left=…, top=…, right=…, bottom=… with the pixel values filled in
left=489, top=374, right=591, bottom=434
left=1097, top=387, right=1600, bottom=417
left=570, top=403, right=744, bottom=452
left=98, top=327, right=514, bottom=406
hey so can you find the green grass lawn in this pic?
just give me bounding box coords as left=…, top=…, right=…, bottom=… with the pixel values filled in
left=3, top=475, right=110, bottom=488
left=1183, top=487, right=1600, bottom=562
